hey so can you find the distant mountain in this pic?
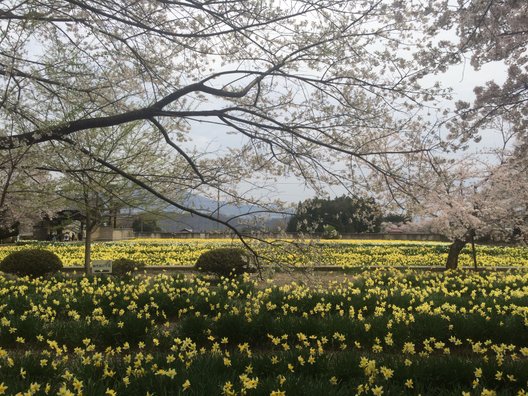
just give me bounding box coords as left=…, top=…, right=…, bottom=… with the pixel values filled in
left=157, top=212, right=289, bottom=233
left=158, top=213, right=229, bottom=233
left=125, top=194, right=292, bottom=233
left=177, top=194, right=290, bottom=218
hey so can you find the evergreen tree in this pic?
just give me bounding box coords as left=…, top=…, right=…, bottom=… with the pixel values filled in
left=287, top=196, right=382, bottom=234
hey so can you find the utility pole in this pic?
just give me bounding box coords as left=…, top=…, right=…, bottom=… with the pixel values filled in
left=216, top=187, right=220, bottom=231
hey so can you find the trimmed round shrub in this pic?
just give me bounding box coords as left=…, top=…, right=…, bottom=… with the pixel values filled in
left=0, top=249, right=63, bottom=277
left=112, top=258, right=145, bottom=276
left=195, top=247, right=255, bottom=277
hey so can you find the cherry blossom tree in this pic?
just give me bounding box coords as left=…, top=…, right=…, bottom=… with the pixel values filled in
left=424, top=0, right=527, bottom=145
left=2, top=0, right=524, bottom=273
left=0, top=0, right=444, bottom=239
left=398, top=123, right=528, bottom=269
left=394, top=0, right=528, bottom=268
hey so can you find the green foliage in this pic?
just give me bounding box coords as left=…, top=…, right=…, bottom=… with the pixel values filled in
left=0, top=271, right=527, bottom=394
left=382, top=213, right=409, bottom=224
left=0, top=207, right=20, bottom=240
left=322, top=224, right=341, bottom=239
left=287, top=195, right=382, bottom=234
left=195, top=247, right=255, bottom=277
left=132, top=216, right=161, bottom=233
left=111, top=258, right=145, bottom=276
left=0, top=222, right=19, bottom=240
left=0, top=249, right=62, bottom=277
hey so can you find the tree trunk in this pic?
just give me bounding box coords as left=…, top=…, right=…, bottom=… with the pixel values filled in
left=446, top=238, right=466, bottom=269
left=470, top=234, right=478, bottom=269
left=84, top=213, right=92, bottom=275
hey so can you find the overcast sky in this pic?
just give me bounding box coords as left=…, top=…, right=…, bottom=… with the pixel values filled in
left=182, top=59, right=508, bottom=204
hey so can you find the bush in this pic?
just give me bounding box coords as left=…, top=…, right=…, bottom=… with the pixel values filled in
left=0, top=249, right=63, bottom=277
left=112, top=258, right=145, bottom=276
left=322, top=224, right=341, bottom=239
left=195, top=248, right=255, bottom=277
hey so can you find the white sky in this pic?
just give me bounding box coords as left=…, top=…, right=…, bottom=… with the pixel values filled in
left=182, top=59, right=509, bottom=204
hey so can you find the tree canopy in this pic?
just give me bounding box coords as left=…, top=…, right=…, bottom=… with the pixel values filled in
left=0, top=1, right=526, bottom=269
left=424, top=0, right=527, bottom=143
left=287, top=195, right=382, bottom=235
left=0, top=0, right=441, bottom=232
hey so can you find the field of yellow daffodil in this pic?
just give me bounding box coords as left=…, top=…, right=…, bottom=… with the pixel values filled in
left=1, top=238, right=527, bottom=268
left=0, top=269, right=527, bottom=395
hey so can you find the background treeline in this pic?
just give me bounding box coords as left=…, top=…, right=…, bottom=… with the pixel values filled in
left=287, top=195, right=407, bottom=235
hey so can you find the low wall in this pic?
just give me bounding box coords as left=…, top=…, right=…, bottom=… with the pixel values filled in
left=134, top=232, right=211, bottom=239
left=133, top=232, right=449, bottom=242
left=93, top=227, right=135, bottom=241
left=337, top=233, right=449, bottom=242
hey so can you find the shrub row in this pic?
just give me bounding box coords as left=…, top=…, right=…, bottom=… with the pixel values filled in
left=0, top=247, right=253, bottom=278
left=0, top=249, right=146, bottom=277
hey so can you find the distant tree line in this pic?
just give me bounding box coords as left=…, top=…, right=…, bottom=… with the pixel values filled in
left=287, top=195, right=395, bottom=235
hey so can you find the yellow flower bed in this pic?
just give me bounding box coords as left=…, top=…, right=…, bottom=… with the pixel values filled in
left=0, top=238, right=526, bottom=267
left=0, top=269, right=526, bottom=394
